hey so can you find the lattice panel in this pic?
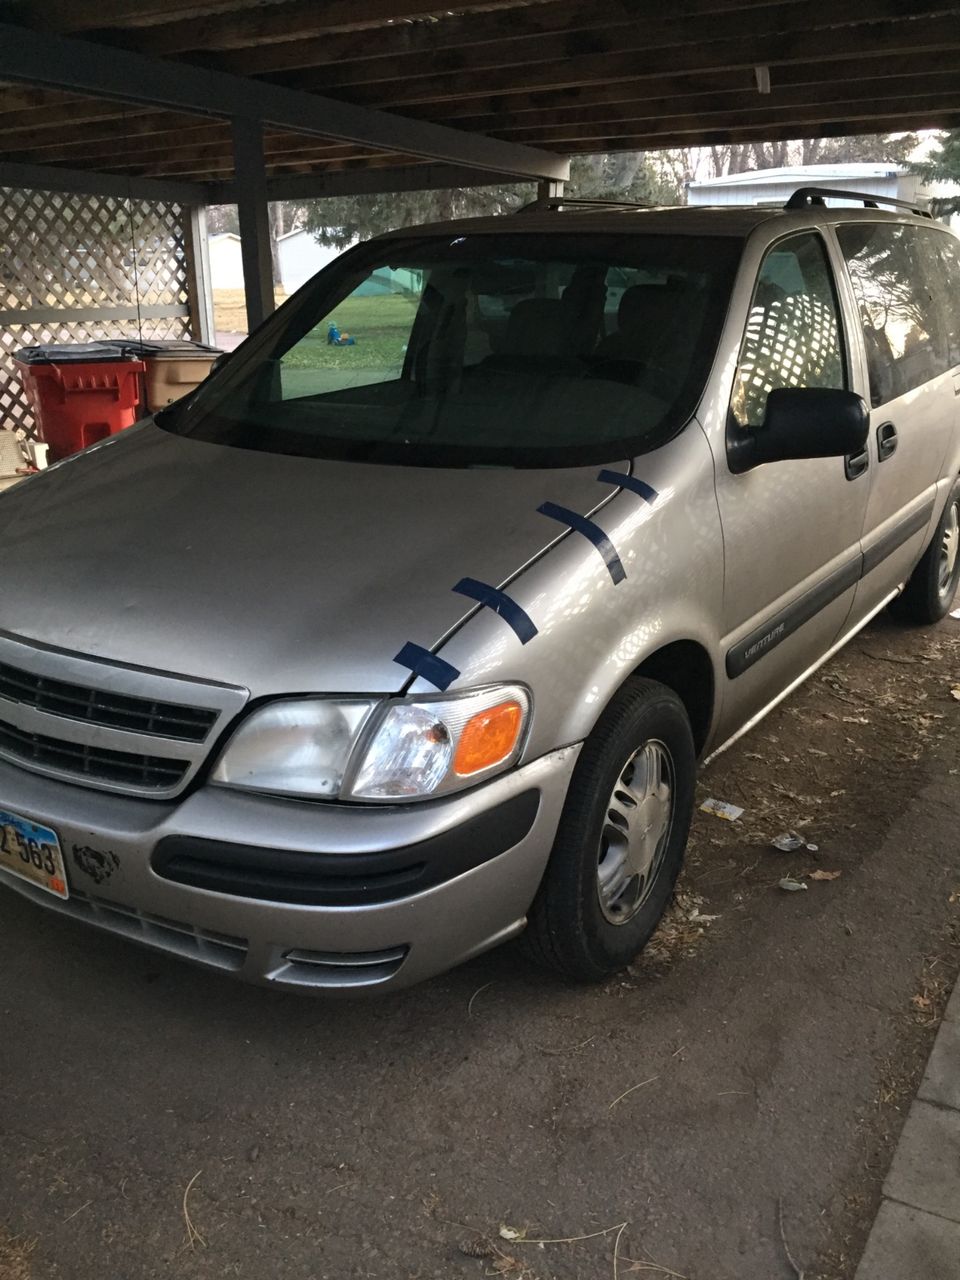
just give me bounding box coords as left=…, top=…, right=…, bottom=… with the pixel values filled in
left=732, top=294, right=844, bottom=428
left=0, top=188, right=192, bottom=437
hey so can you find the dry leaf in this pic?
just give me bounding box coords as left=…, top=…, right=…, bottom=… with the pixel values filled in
left=807, top=869, right=842, bottom=881
left=912, top=994, right=933, bottom=1010
left=951, top=686, right=960, bottom=702
left=499, top=1226, right=525, bottom=1242
left=949, top=890, right=960, bottom=904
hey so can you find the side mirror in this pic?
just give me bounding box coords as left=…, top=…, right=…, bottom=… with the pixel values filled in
left=728, top=387, right=869, bottom=473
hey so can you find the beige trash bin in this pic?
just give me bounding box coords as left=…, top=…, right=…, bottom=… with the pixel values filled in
left=120, top=340, right=223, bottom=412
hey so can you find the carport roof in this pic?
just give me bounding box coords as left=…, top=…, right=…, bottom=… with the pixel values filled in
left=0, top=0, right=958, bottom=195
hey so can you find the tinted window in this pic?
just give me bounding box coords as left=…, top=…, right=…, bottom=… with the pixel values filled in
left=731, top=231, right=846, bottom=428
left=928, top=231, right=960, bottom=368
left=836, top=222, right=953, bottom=407
left=161, top=233, right=742, bottom=468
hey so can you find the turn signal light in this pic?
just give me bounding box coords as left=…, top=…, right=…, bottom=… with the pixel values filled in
left=453, top=700, right=524, bottom=776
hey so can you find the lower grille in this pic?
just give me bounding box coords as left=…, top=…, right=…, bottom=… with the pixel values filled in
left=0, top=720, right=189, bottom=791
left=68, top=892, right=248, bottom=971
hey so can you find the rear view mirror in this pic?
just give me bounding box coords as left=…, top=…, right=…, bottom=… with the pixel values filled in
left=728, top=387, right=869, bottom=473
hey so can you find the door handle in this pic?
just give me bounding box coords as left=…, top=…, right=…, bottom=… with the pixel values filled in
left=845, top=448, right=869, bottom=480
left=877, top=421, right=897, bottom=461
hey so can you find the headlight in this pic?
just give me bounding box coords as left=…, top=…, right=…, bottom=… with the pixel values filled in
left=211, top=686, right=530, bottom=803
left=211, top=699, right=376, bottom=798
left=346, top=686, right=530, bottom=801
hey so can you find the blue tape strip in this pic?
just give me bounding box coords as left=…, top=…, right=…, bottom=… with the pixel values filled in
left=393, top=641, right=460, bottom=692
left=537, top=501, right=626, bottom=585
left=452, top=577, right=538, bottom=644
left=597, top=469, right=658, bottom=505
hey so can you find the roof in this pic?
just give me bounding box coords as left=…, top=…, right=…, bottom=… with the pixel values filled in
left=374, top=198, right=949, bottom=243
left=0, top=2, right=958, bottom=190
left=689, top=163, right=907, bottom=190
left=377, top=204, right=783, bottom=240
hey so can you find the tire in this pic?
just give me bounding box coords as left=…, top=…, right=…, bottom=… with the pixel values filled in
left=889, top=479, right=960, bottom=625
left=522, top=677, right=696, bottom=982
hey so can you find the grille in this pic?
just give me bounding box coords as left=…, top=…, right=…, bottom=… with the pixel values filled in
left=0, top=720, right=189, bottom=790
left=63, top=890, right=247, bottom=972
left=0, top=661, right=217, bottom=742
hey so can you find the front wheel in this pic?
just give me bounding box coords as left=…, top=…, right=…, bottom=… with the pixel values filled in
left=890, top=479, right=960, bottom=625
left=522, top=677, right=695, bottom=982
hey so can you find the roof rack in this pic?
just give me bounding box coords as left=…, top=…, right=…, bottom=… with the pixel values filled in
left=516, top=196, right=655, bottom=214
left=784, top=186, right=933, bottom=218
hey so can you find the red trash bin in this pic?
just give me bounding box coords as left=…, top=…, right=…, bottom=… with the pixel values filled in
left=14, top=343, right=145, bottom=464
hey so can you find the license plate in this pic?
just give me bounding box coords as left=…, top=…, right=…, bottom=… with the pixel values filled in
left=0, top=808, right=68, bottom=899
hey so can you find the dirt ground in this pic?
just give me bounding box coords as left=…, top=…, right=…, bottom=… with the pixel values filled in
left=1, top=607, right=959, bottom=1280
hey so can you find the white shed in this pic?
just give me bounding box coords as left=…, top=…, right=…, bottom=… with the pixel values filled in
left=277, top=229, right=344, bottom=292
left=208, top=232, right=245, bottom=289
left=686, top=163, right=938, bottom=209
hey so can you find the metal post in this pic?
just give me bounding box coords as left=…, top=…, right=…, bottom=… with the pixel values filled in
left=232, top=117, right=274, bottom=333
left=185, top=204, right=215, bottom=345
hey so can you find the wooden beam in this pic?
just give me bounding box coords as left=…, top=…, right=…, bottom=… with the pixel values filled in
left=453, top=78, right=960, bottom=138
left=0, top=157, right=213, bottom=202
left=8, top=0, right=296, bottom=33
left=278, top=0, right=957, bottom=92
left=499, top=92, right=960, bottom=145
left=0, top=21, right=569, bottom=180
left=210, top=161, right=535, bottom=203
left=423, top=49, right=960, bottom=121
left=0, top=113, right=224, bottom=153
left=232, top=117, right=274, bottom=330
left=333, top=14, right=960, bottom=107
left=557, top=111, right=960, bottom=153
left=210, top=0, right=822, bottom=76
left=97, top=0, right=563, bottom=57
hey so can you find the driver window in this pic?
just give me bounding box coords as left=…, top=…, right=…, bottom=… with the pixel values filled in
left=731, top=232, right=846, bottom=428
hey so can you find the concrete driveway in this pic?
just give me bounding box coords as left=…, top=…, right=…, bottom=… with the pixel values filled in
left=2, top=610, right=958, bottom=1280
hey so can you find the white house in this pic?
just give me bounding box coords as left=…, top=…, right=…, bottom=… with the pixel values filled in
left=208, top=229, right=347, bottom=294
left=686, top=163, right=940, bottom=210
left=277, top=228, right=344, bottom=292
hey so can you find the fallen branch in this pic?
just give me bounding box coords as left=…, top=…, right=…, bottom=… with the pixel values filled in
left=778, top=1196, right=804, bottom=1280
left=609, top=1075, right=660, bottom=1109
left=182, top=1169, right=206, bottom=1250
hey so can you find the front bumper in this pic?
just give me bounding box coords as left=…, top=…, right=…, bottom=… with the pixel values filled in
left=0, top=746, right=580, bottom=993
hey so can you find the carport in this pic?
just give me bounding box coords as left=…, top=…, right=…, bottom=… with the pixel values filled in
left=0, top=0, right=958, bottom=440
left=2, top=7, right=960, bottom=1280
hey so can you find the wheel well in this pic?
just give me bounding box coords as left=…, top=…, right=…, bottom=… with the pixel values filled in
left=634, top=641, right=715, bottom=757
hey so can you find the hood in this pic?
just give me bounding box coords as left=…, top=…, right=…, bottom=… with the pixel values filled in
left=0, top=423, right=625, bottom=695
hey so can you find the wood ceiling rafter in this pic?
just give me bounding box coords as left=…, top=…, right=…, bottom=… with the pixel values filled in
left=269, top=1, right=958, bottom=91
left=0, top=0, right=957, bottom=185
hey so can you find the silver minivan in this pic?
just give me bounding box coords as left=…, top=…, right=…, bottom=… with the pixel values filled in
left=2, top=188, right=959, bottom=992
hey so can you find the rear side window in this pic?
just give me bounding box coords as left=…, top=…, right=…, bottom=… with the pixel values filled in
left=928, top=232, right=960, bottom=369
left=836, top=222, right=954, bottom=407
left=731, top=231, right=846, bottom=428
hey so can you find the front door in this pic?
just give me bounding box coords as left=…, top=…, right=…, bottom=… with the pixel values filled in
left=711, top=229, right=871, bottom=744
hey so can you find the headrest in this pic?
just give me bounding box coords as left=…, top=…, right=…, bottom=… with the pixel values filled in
left=504, top=297, right=574, bottom=359
left=617, top=282, right=689, bottom=340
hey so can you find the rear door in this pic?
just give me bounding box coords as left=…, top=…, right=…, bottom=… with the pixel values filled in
left=834, top=220, right=959, bottom=613
left=711, top=229, right=871, bottom=743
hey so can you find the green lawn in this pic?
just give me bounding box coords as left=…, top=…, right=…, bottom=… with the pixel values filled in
left=282, top=293, right=417, bottom=372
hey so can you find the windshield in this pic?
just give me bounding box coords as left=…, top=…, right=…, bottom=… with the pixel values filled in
left=162, top=231, right=741, bottom=468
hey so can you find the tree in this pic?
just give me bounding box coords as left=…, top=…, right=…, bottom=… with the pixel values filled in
left=911, top=129, right=960, bottom=216
left=300, top=152, right=675, bottom=247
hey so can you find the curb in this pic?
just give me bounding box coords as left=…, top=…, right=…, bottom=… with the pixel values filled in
left=855, top=980, right=960, bottom=1279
